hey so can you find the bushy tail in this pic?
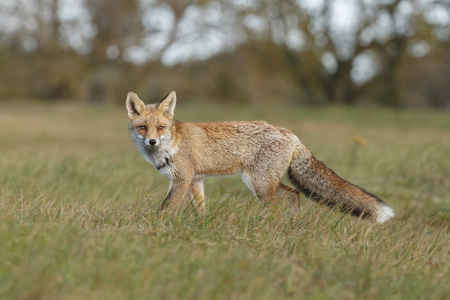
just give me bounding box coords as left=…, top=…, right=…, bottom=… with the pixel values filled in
left=288, top=151, right=394, bottom=223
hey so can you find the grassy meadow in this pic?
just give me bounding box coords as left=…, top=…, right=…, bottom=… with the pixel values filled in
left=0, top=101, right=449, bottom=299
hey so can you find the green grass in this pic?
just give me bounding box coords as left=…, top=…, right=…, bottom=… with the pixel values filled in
left=0, top=102, right=449, bottom=299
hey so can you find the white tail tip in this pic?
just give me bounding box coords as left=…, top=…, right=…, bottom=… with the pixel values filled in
left=375, top=205, right=395, bottom=224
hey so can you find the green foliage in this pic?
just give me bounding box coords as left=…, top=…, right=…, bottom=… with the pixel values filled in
left=0, top=103, right=449, bottom=299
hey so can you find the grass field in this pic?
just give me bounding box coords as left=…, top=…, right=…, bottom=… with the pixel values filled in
left=0, top=101, right=449, bottom=299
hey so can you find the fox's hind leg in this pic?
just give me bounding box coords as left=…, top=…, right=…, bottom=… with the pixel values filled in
left=242, top=173, right=300, bottom=215
left=278, top=183, right=301, bottom=215
left=188, top=179, right=206, bottom=215
left=241, top=172, right=279, bottom=203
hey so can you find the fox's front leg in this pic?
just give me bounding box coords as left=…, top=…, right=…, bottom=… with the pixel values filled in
left=188, top=179, right=206, bottom=215
left=160, top=178, right=191, bottom=211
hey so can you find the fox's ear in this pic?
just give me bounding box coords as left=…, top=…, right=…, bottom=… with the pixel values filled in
left=157, top=91, right=176, bottom=119
left=126, top=92, right=145, bottom=119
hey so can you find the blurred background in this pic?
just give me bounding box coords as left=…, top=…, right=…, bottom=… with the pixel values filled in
left=0, top=0, right=449, bottom=107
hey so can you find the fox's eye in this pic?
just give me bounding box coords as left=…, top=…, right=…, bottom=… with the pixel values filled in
left=157, top=126, right=165, bottom=131
left=138, top=125, right=147, bottom=130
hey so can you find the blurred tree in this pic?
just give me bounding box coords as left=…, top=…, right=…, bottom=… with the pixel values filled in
left=83, top=0, right=142, bottom=102
left=0, top=0, right=448, bottom=107
left=211, top=0, right=448, bottom=106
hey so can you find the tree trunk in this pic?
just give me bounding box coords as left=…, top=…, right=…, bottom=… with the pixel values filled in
left=328, top=59, right=355, bottom=104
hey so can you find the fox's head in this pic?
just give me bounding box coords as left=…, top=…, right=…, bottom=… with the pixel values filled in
left=126, top=91, right=176, bottom=148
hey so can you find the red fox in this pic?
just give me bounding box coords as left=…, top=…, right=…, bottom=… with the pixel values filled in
left=126, top=91, right=395, bottom=223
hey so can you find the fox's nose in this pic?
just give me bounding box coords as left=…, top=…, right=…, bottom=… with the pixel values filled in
left=149, top=139, right=157, bottom=146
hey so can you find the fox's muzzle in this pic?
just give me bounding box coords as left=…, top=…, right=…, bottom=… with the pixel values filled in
left=144, top=138, right=159, bottom=147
